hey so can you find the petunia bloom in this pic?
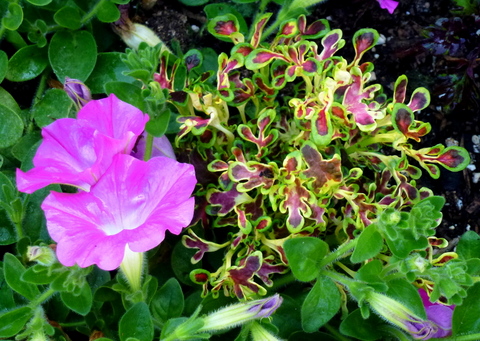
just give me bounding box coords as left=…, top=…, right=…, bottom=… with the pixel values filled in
left=16, top=94, right=148, bottom=193
left=418, top=289, right=454, bottom=339
left=41, top=154, right=196, bottom=271
left=376, top=0, right=399, bottom=14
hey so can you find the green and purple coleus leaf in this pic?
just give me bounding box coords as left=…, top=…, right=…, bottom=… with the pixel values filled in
left=207, top=14, right=245, bottom=44
left=237, top=108, right=279, bottom=157
left=300, top=142, right=343, bottom=195
left=409, top=143, right=471, bottom=179
left=315, top=29, right=345, bottom=60
left=257, top=256, right=289, bottom=286
left=217, top=52, right=244, bottom=100
left=392, top=103, right=431, bottom=142
left=277, top=177, right=314, bottom=232
left=250, top=12, right=272, bottom=48
left=393, top=75, right=431, bottom=112
left=207, top=184, right=253, bottom=216
left=343, top=67, right=384, bottom=131
left=228, top=160, right=278, bottom=192
left=183, top=49, right=203, bottom=72
left=183, top=229, right=230, bottom=264
left=351, top=28, right=379, bottom=66
left=296, top=15, right=330, bottom=40
left=224, top=251, right=267, bottom=299
left=245, top=48, right=288, bottom=70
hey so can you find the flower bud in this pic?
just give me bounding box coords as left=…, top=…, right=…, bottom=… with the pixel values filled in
left=64, top=77, right=91, bottom=108
left=27, top=245, right=56, bottom=266
left=199, top=294, right=283, bottom=332
left=131, top=132, right=176, bottom=161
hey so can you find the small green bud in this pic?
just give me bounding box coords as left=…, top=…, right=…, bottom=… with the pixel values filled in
left=27, top=246, right=56, bottom=266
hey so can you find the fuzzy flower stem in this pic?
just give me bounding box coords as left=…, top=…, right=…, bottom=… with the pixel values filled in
left=28, top=287, right=56, bottom=308
left=119, top=246, right=144, bottom=292
left=143, top=133, right=154, bottom=161
left=318, top=238, right=358, bottom=268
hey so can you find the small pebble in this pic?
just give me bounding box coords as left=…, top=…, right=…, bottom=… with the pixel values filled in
left=191, top=25, right=200, bottom=32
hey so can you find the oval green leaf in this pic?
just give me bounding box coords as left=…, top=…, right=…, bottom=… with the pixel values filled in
left=60, top=283, right=92, bottom=316
left=350, top=224, right=384, bottom=263
left=301, top=276, right=341, bottom=332
left=32, top=88, right=73, bottom=127
left=284, top=237, right=328, bottom=282
left=96, top=1, right=120, bottom=23
left=49, top=30, right=97, bottom=82
left=119, top=302, right=154, bottom=341
left=151, top=278, right=184, bottom=325
left=0, top=306, right=34, bottom=338
left=3, top=253, right=40, bottom=300
left=0, top=104, right=24, bottom=148
left=86, top=52, right=134, bottom=94
left=26, top=0, right=53, bottom=5
left=54, top=6, right=82, bottom=30
left=452, top=282, right=480, bottom=336
left=6, top=45, right=48, bottom=82
left=0, top=50, right=7, bottom=83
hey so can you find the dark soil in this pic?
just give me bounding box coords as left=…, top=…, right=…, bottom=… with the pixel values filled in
left=134, top=0, right=480, bottom=241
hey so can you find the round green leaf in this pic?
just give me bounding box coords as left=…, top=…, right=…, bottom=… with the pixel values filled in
left=2, top=3, right=23, bottom=31
left=0, top=87, right=21, bottom=116
left=54, top=6, right=82, bottom=30
left=11, top=132, right=42, bottom=162
left=96, top=1, right=120, bottom=23
left=26, top=0, right=53, bottom=5
left=284, top=237, right=328, bottom=282
left=49, top=30, right=97, bottom=82
left=301, top=276, right=341, bottom=332
left=0, top=104, right=24, bottom=148
left=119, top=302, right=154, bottom=341
left=0, top=50, right=7, bottom=83
left=6, top=45, right=48, bottom=82
left=104, top=81, right=145, bottom=111
left=0, top=307, right=34, bottom=338
left=32, top=88, right=73, bottom=127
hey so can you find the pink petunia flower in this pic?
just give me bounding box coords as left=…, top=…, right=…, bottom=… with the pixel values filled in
left=376, top=0, right=399, bottom=14
left=41, top=154, right=196, bottom=271
left=16, top=94, right=149, bottom=193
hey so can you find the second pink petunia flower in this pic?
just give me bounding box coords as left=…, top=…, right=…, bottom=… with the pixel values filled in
left=41, top=154, right=197, bottom=271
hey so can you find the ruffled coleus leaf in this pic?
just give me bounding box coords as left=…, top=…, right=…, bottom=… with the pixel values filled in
left=274, top=18, right=298, bottom=42
left=256, top=255, right=288, bottom=286
left=315, top=29, right=345, bottom=60
left=409, top=144, right=471, bottom=179
left=392, top=103, right=431, bottom=142
left=207, top=184, right=253, bottom=216
left=182, top=229, right=229, bottom=264
left=245, top=48, right=288, bottom=70
left=393, top=75, right=431, bottom=112
left=343, top=66, right=384, bottom=131
left=224, top=251, right=267, bottom=299
left=229, top=161, right=277, bottom=192
left=207, top=14, right=244, bottom=44
left=217, top=52, right=244, bottom=100
left=351, top=28, right=379, bottom=65
left=250, top=12, right=272, bottom=48
left=237, top=108, right=279, bottom=157
left=278, top=177, right=314, bottom=233
left=296, top=15, right=330, bottom=40
left=300, top=142, right=343, bottom=195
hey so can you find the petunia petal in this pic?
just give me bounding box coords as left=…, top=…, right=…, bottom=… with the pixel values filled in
left=77, top=93, right=149, bottom=154
left=42, top=154, right=196, bottom=270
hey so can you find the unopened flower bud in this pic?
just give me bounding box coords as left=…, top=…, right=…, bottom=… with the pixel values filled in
left=199, top=294, right=283, bottom=332
left=64, top=77, right=91, bottom=108
left=27, top=246, right=56, bottom=266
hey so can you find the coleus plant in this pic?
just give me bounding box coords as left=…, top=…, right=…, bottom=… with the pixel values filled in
left=135, top=10, right=480, bottom=340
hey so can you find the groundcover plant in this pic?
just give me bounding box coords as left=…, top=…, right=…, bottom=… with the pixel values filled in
left=0, top=0, right=479, bottom=340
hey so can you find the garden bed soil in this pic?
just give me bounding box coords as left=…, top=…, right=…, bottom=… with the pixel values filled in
left=134, top=0, right=480, bottom=241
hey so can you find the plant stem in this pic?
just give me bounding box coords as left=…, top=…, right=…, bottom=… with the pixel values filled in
left=29, top=287, right=56, bottom=308
left=318, top=238, right=358, bottom=268
left=323, top=323, right=351, bottom=341
left=144, top=133, right=154, bottom=161
left=81, top=0, right=106, bottom=24
left=58, top=321, right=87, bottom=328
